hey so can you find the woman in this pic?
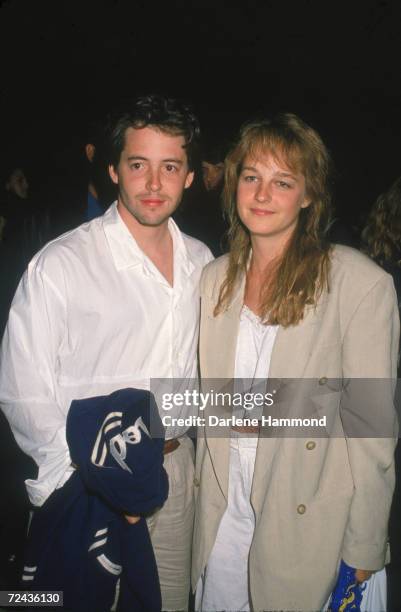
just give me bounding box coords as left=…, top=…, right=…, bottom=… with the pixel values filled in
left=362, top=176, right=401, bottom=607
left=192, top=114, right=399, bottom=611
left=362, top=175, right=401, bottom=307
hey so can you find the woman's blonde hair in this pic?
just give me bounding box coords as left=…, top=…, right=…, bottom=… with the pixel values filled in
left=215, top=113, right=333, bottom=327
left=362, top=176, right=401, bottom=266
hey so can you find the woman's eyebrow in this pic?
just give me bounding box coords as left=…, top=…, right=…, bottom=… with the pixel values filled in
left=275, top=171, right=298, bottom=180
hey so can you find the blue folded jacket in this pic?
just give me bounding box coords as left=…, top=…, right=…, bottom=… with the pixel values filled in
left=22, top=388, right=169, bottom=611
left=328, top=559, right=366, bottom=611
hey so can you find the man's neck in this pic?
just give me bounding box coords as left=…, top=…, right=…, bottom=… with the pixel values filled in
left=117, top=202, right=174, bottom=286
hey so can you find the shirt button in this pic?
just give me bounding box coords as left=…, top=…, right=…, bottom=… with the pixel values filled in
left=193, top=477, right=200, bottom=487
left=319, top=376, right=327, bottom=386
left=297, top=504, right=306, bottom=515
left=306, top=441, right=316, bottom=450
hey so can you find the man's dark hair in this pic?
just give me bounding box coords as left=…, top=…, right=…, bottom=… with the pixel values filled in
left=108, top=94, right=200, bottom=171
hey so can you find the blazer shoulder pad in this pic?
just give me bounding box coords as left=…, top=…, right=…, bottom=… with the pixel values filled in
left=330, top=244, right=392, bottom=291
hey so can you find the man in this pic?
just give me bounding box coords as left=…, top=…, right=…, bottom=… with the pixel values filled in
left=174, top=136, right=229, bottom=257
left=83, top=120, right=115, bottom=221
left=0, top=94, right=213, bottom=610
left=0, top=165, right=50, bottom=336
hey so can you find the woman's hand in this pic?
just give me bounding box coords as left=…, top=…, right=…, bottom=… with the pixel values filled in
left=355, top=568, right=373, bottom=583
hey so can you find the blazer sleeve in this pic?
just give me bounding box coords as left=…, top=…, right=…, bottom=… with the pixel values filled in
left=340, top=273, right=399, bottom=570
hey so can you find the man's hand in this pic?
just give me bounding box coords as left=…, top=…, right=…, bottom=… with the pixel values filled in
left=355, top=568, right=373, bottom=583
left=124, top=514, right=141, bottom=524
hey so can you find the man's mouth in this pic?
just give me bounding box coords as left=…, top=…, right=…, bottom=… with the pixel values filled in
left=140, top=198, right=165, bottom=206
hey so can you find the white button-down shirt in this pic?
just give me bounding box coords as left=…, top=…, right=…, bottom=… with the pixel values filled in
left=0, top=203, right=213, bottom=506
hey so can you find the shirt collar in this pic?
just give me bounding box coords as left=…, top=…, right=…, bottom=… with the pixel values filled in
left=102, top=202, right=194, bottom=276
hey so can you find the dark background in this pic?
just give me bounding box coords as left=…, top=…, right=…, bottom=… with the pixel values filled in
left=1, top=0, right=401, bottom=227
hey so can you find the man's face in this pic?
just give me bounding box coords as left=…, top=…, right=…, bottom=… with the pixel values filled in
left=202, top=161, right=224, bottom=191
left=109, top=126, right=194, bottom=228
left=6, top=168, right=29, bottom=199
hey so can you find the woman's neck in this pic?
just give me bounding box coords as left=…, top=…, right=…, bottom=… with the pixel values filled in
left=249, top=236, right=283, bottom=275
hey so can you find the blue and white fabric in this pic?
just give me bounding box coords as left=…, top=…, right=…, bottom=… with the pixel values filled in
left=22, top=388, right=168, bottom=612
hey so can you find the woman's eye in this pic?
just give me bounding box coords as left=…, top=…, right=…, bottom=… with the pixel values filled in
left=243, top=175, right=257, bottom=182
left=277, top=181, right=291, bottom=188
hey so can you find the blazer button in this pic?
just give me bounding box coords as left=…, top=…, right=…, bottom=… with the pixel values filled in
left=319, top=376, right=327, bottom=386
left=306, top=441, right=316, bottom=450
left=297, top=504, right=306, bottom=515
left=193, top=477, right=200, bottom=487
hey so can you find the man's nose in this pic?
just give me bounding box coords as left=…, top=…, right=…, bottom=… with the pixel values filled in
left=146, top=168, right=162, bottom=192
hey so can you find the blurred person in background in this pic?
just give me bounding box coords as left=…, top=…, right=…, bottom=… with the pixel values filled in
left=83, top=120, right=116, bottom=221
left=0, top=164, right=49, bottom=335
left=362, top=175, right=401, bottom=307
left=174, top=132, right=229, bottom=256
left=362, top=175, right=401, bottom=610
left=0, top=164, right=38, bottom=591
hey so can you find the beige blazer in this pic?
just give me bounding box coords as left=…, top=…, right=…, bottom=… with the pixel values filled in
left=192, top=245, right=399, bottom=611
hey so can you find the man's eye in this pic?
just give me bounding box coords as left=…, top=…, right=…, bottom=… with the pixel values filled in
left=130, top=162, right=143, bottom=170
left=165, top=164, right=178, bottom=173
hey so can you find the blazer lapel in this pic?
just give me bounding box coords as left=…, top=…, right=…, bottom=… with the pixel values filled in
left=269, top=303, right=323, bottom=379
left=251, top=301, right=326, bottom=515
left=203, top=275, right=245, bottom=500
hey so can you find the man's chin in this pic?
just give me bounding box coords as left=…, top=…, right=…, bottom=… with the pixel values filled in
left=135, top=213, right=171, bottom=227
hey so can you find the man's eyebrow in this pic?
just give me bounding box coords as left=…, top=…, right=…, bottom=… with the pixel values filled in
left=127, top=155, right=147, bottom=161
left=162, top=158, right=184, bottom=165
left=126, top=156, right=184, bottom=165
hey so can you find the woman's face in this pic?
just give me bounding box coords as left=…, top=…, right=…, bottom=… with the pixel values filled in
left=237, top=153, right=310, bottom=247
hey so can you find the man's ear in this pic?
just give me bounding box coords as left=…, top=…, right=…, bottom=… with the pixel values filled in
left=85, top=143, right=96, bottom=163
left=184, top=171, right=194, bottom=189
left=109, top=164, right=119, bottom=185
